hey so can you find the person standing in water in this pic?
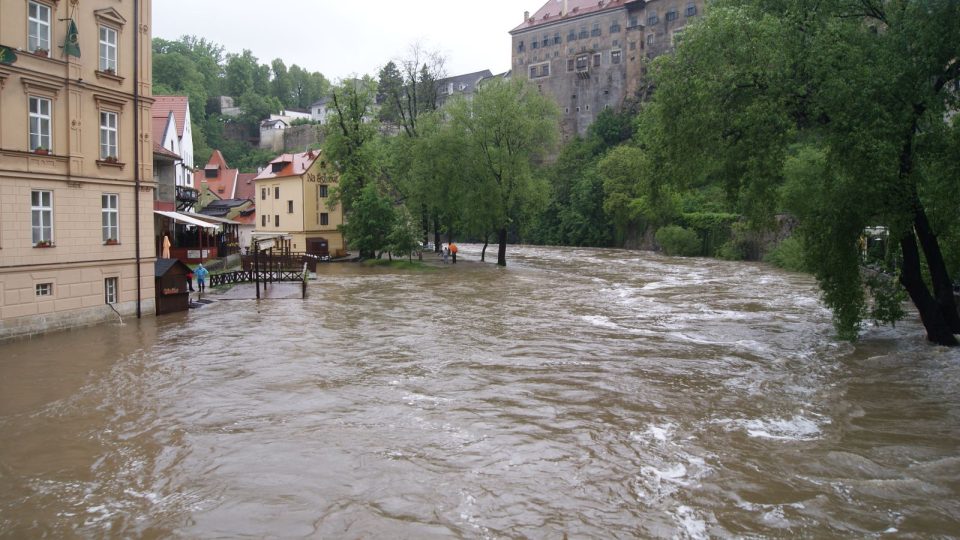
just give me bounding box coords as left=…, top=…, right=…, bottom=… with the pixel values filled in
left=195, top=263, right=209, bottom=293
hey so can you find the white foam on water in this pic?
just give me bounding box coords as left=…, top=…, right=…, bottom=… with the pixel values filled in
left=581, top=315, right=620, bottom=329
left=643, top=463, right=688, bottom=483
left=402, top=393, right=449, bottom=407
left=631, top=422, right=676, bottom=443
left=715, top=415, right=826, bottom=441
left=672, top=505, right=709, bottom=540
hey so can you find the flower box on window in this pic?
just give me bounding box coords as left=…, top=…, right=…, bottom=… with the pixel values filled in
left=104, top=238, right=119, bottom=245
left=34, top=240, right=54, bottom=248
left=104, top=155, right=119, bottom=163
left=33, top=147, right=49, bottom=155
left=103, top=67, right=115, bottom=75
left=33, top=48, right=49, bottom=58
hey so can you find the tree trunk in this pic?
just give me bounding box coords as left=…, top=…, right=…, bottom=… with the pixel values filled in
left=421, top=206, right=429, bottom=247
left=433, top=216, right=441, bottom=253
left=481, top=232, right=489, bottom=262
left=497, top=227, right=507, bottom=267
left=897, top=120, right=958, bottom=345
left=912, top=203, right=960, bottom=334
left=900, top=231, right=958, bottom=346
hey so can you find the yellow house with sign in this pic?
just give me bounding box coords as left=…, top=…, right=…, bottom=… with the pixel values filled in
left=253, top=150, right=345, bottom=258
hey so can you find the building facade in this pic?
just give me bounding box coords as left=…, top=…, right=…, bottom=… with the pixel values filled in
left=0, top=0, right=155, bottom=341
left=510, top=0, right=704, bottom=139
left=254, top=150, right=345, bottom=258
left=151, top=95, right=193, bottom=191
left=436, top=69, right=493, bottom=107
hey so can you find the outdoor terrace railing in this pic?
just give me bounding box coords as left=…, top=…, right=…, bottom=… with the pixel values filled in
left=209, top=269, right=305, bottom=288
left=241, top=252, right=325, bottom=272
left=209, top=262, right=309, bottom=299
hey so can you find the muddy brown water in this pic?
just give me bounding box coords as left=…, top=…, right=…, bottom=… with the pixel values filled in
left=1, top=245, right=958, bottom=538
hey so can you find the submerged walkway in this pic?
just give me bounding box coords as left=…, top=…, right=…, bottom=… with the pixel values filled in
left=208, top=282, right=305, bottom=300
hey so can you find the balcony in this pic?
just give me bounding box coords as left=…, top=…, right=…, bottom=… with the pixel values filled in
left=176, top=185, right=199, bottom=210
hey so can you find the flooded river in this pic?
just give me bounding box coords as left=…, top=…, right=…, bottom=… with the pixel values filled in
left=1, top=245, right=958, bottom=538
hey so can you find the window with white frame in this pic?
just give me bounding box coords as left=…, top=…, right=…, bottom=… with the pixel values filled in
left=99, top=26, right=118, bottom=72
left=100, top=111, right=118, bottom=160
left=36, top=283, right=53, bottom=297
left=575, top=54, right=589, bottom=72
left=31, top=190, right=53, bottom=245
left=29, top=96, right=52, bottom=151
left=28, top=2, right=51, bottom=53
left=104, top=277, right=118, bottom=304
left=102, top=194, right=118, bottom=242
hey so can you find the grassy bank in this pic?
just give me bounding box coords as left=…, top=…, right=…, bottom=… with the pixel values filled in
left=361, top=259, right=437, bottom=271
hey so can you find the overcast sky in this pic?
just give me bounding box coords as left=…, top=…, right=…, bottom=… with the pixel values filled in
left=153, top=0, right=536, bottom=82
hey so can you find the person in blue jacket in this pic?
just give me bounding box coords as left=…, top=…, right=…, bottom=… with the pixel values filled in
left=195, top=263, right=209, bottom=292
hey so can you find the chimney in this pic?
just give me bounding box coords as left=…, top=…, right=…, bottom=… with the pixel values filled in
left=524, top=10, right=530, bottom=21
left=562, top=0, right=568, bottom=16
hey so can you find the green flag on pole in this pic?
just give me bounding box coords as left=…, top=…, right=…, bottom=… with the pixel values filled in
left=64, top=19, right=80, bottom=57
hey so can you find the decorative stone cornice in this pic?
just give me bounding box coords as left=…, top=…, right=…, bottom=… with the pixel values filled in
left=93, top=7, right=127, bottom=27
left=20, top=76, right=62, bottom=97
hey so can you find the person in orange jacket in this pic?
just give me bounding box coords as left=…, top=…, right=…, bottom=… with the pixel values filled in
left=449, top=242, right=458, bottom=264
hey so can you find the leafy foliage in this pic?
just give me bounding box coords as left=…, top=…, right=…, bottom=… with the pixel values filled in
left=444, top=78, right=560, bottom=265
left=340, top=183, right=395, bottom=259
left=647, top=0, right=960, bottom=344
left=152, top=35, right=329, bottom=170
left=655, top=225, right=702, bottom=257
left=763, top=236, right=808, bottom=272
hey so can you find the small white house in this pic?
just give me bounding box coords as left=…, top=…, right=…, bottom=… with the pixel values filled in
left=152, top=96, right=195, bottom=188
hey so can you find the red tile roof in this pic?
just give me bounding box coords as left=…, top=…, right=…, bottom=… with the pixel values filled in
left=153, top=142, right=180, bottom=160
left=151, top=111, right=173, bottom=151
left=235, top=173, right=259, bottom=202
left=254, top=150, right=322, bottom=180
left=232, top=211, right=257, bottom=225
left=511, top=0, right=628, bottom=33
left=206, top=149, right=229, bottom=170
left=152, top=95, right=190, bottom=138
left=202, top=150, right=238, bottom=199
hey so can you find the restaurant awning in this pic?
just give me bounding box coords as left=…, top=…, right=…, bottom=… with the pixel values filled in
left=184, top=212, right=242, bottom=226
left=153, top=210, right=218, bottom=229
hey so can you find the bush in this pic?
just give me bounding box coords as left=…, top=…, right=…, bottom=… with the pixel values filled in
left=716, top=240, right=748, bottom=260
left=715, top=221, right=753, bottom=261
left=655, top=225, right=702, bottom=256
left=764, top=235, right=808, bottom=272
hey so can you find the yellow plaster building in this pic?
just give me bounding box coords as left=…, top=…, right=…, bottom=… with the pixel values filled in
left=0, top=0, right=155, bottom=341
left=254, top=150, right=346, bottom=258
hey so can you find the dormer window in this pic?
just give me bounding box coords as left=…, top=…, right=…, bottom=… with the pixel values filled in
left=271, top=162, right=284, bottom=173
left=205, top=167, right=218, bottom=178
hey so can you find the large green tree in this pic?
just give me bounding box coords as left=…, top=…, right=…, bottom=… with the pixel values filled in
left=340, top=183, right=395, bottom=259
left=323, top=77, right=381, bottom=214
left=446, top=78, right=559, bottom=266
left=376, top=46, right=445, bottom=137
left=650, top=0, right=960, bottom=344
left=288, top=65, right=330, bottom=110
